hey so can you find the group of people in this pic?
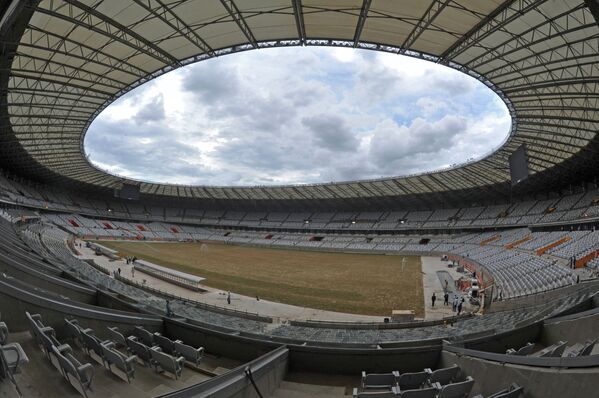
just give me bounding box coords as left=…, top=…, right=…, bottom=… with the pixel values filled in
left=431, top=291, right=465, bottom=315
left=125, top=256, right=137, bottom=264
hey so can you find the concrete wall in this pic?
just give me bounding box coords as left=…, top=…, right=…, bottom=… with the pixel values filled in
left=440, top=351, right=599, bottom=398
left=462, top=323, right=542, bottom=354
left=541, top=310, right=599, bottom=346
left=289, top=343, right=440, bottom=374
left=165, top=318, right=281, bottom=363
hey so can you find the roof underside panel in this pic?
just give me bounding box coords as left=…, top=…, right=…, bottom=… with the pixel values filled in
left=0, top=0, right=598, bottom=205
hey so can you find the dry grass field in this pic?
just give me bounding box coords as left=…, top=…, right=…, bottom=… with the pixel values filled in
left=99, top=241, right=424, bottom=317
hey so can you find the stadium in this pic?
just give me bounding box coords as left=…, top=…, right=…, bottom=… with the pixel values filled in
left=1, top=0, right=599, bottom=397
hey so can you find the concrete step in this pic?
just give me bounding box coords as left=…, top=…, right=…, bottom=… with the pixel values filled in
left=270, top=381, right=348, bottom=397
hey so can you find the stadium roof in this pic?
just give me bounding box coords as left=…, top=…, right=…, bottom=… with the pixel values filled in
left=1, top=0, right=599, bottom=209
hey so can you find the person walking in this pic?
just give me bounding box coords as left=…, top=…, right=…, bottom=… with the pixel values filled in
left=431, top=292, right=436, bottom=307
left=457, top=300, right=463, bottom=315
left=444, top=292, right=449, bottom=306
left=452, top=296, right=458, bottom=312
left=227, top=291, right=231, bottom=305
left=131, top=267, right=135, bottom=278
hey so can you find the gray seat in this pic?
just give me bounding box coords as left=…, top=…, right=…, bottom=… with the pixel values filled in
left=0, top=323, right=29, bottom=376
left=537, top=341, right=567, bottom=357
left=80, top=329, right=108, bottom=365
left=425, top=364, right=459, bottom=386
left=64, top=318, right=90, bottom=347
left=566, top=339, right=597, bottom=357
left=107, top=327, right=127, bottom=348
left=362, top=371, right=399, bottom=390
left=400, top=386, right=438, bottom=398
left=101, top=341, right=136, bottom=383
left=506, top=343, right=534, bottom=356
left=154, top=333, right=176, bottom=355
left=52, top=345, right=94, bottom=398
left=437, top=377, right=474, bottom=398
left=150, top=346, right=185, bottom=379
left=473, top=383, right=523, bottom=398
left=134, top=326, right=154, bottom=347
left=353, top=386, right=400, bottom=397
left=173, top=340, right=204, bottom=366
left=398, top=371, right=429, bottom=390
left=126, top=336, right=153, bottom=365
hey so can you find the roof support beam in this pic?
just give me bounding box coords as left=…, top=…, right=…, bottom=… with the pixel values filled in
left=439, top=0, right=545, bottom=62
left=401, top=0, right=451, bottom=52
left=353, top=0, right=371, bottom=47
left=131, top=0, right=214, bottom=56
left=219, top=0, right=257, bottom=48
left=292, top=0, right=306, bottom=44
left=39, top=0, right=181, bottom=67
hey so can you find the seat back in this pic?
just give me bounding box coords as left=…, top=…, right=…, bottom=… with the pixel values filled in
left=438, top=377, right=474, bottom=398
left=64, top=318, right=82, bottom=342
left=539, top=341, right=567, bottom=357
left=579, top=339, right=597, bottom=356
left=356, top=391, right=397, bottom=397
left=0, top=322, right=8, bottom=345
left=127, top=336, right=151, bottom=363
left=516, top=343, right=535, bottom=356
left=400, top=386, right=438, bottom=398
left=430, top=365, right=459, bottom=385
left=81, top=330, right=102, bottom=357
left=52, top=345, right=77, bottom=378
left=107, top=327, right=126, bottom=347
left=134, top=326, right=154, bottom=346
left=174, top=341, right=203, bottom=364
left=154, top=333, right=175, bottom=354
left=399, top=371, right=429, bottom=390
left=363, top=373, right=396, bottom=388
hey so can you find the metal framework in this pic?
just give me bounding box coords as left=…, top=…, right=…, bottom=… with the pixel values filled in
left=0, top=0, right=598, bottom=209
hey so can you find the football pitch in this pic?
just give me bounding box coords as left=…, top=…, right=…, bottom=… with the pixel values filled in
left=99, top=241, right=424, bottom=317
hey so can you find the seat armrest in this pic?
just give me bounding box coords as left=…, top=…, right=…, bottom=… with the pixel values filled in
left=82, top=328, right=93, bottom=334
left=102, top=341, right=115, bottom=349
left=57, top=344, right=72, bottom=354
left=424, top=368, right=433, bottom=375
left=176, top=356, right=185, bottom=365
left=125, top=355, right=137, bottom=365
left=352, top=387, right=358, bottom=398
left=174, top=340, right=183, bottom=344
left=432, top=382, right=442, bottom=391
left=392, top=370, right=400, bottom=378
left=40, top=326, right=55, bottom=335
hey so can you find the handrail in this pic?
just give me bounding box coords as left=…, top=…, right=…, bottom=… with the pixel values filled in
left=444, top=344, right=599, bottom=368
left=154, top=346, right=288, bottom=398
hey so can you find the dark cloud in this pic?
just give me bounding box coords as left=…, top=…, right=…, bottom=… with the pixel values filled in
left=302, top=114, right=358, bottom=152
left=134, top=94, right=165, bottom=123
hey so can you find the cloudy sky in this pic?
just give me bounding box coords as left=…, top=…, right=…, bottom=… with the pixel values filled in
left=84, top=47, right=511, bottom=186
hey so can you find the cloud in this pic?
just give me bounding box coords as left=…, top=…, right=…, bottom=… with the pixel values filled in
left=302, top=114, right=358, bottom=152
left=133, top=94, right=165, bottom=123
left=85, top=47, right=511, bottom=186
